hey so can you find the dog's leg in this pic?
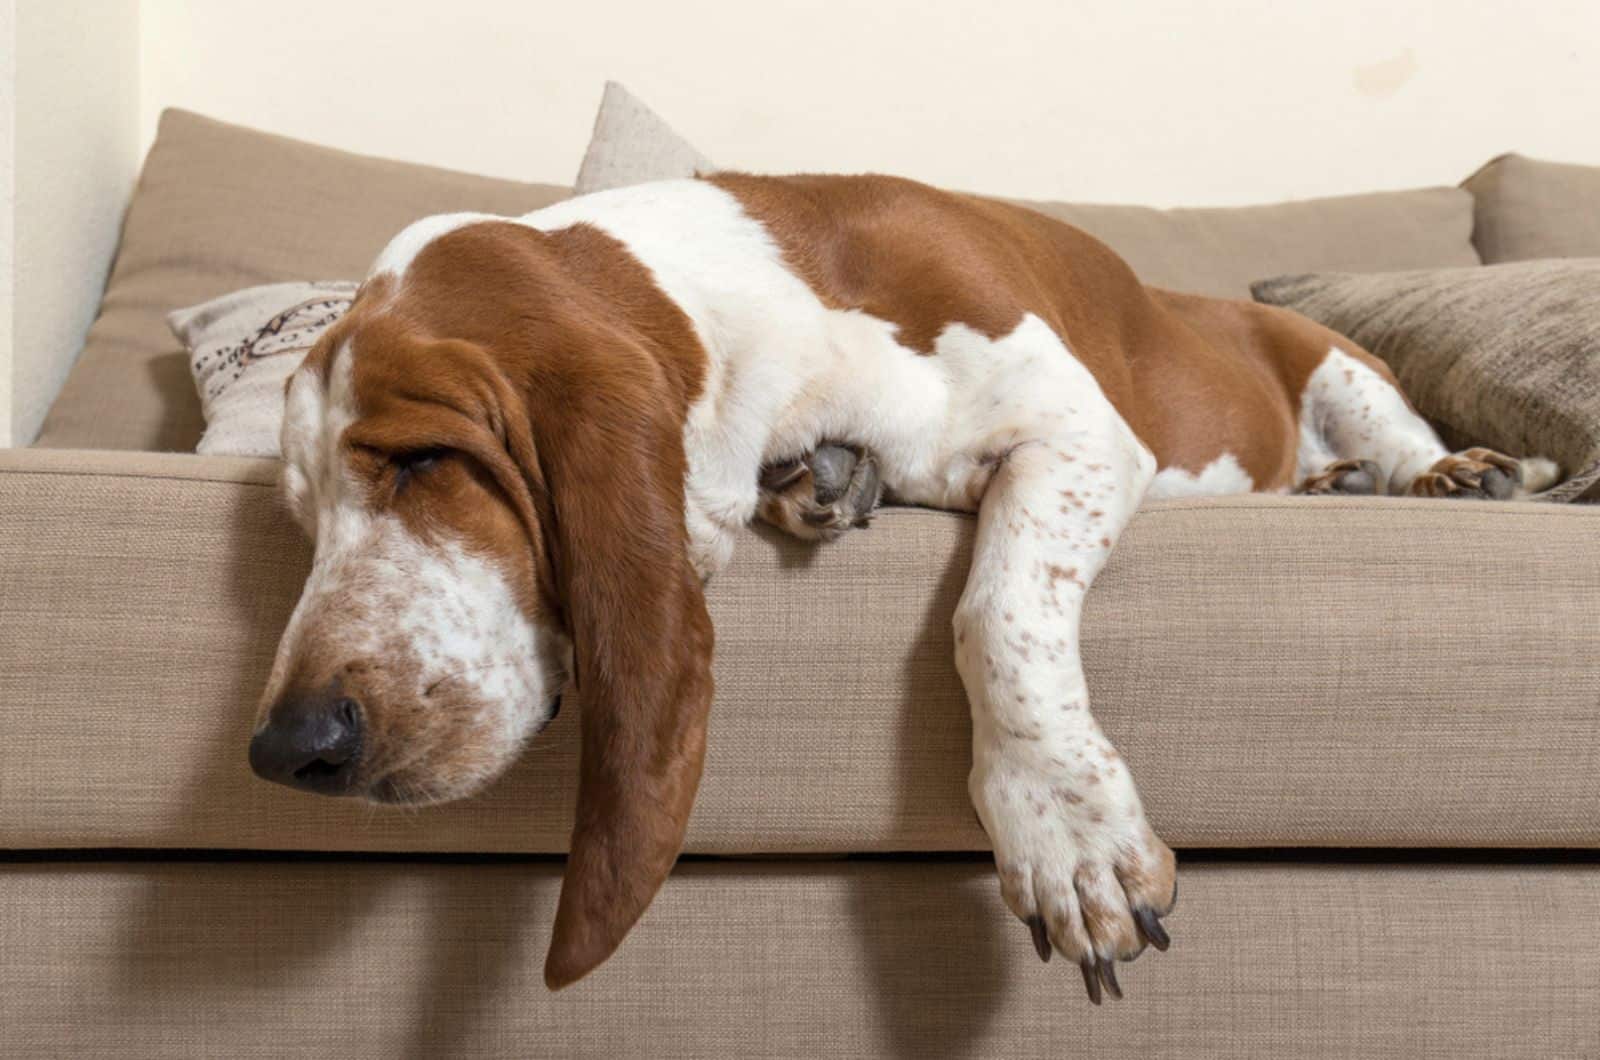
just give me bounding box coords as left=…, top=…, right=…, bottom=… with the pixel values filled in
left=757, top=444, right=883, bottom=541
left=956, top=426, right=1175, bottom=1003
left=1298, top=348, right=1559, bottom=498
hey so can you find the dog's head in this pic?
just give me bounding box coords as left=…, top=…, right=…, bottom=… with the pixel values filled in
left=251, top=220, right=713, bottom=987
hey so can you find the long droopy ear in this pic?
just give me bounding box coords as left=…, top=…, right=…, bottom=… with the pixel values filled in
left=527, top=349, right=715, bottom=990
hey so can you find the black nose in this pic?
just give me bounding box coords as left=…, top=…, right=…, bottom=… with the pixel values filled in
left=249, top=693, right=363, bottom=795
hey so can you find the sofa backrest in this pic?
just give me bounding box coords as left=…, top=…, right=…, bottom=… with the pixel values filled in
left=1018, top=189, right=1479, bottom=300
left=37, top=109, right=1485, bottom=453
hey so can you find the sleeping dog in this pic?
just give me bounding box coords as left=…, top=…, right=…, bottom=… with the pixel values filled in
left=248, top=173, right=1554, bottom=1001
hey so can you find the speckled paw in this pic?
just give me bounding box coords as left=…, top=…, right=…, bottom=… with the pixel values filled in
left=973, top=755, right=1177, bottom=1003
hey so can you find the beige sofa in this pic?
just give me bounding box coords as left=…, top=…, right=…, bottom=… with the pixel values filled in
left=3, top=112, right=1599, bottom=1057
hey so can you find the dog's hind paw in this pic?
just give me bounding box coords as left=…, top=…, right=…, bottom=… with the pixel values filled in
left=1298, top=458, right=1383, bottom=495
left=1406, top=447, right=1550, bottom=500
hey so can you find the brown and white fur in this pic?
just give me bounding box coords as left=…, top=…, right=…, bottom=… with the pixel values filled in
left=252, top=173, right=1556, bottom=1001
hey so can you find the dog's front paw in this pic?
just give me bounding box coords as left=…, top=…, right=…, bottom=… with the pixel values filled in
left=972, top=749, right=1177, bottom=1003
left=757, top=443, right=883, bottom=541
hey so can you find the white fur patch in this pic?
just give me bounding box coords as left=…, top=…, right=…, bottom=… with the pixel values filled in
left=508, top=182, right=1156, bottom=573
left=1518, top=457, right=1562, bottom=494
left=1298, top=346, right=1446, bottom=494
left=1146, top=452, right=1255, bottom=500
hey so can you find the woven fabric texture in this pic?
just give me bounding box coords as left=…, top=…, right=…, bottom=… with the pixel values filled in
left=4, top=449, right=1598, bottom=853
left=2, top=858, right=1597, bottom=1058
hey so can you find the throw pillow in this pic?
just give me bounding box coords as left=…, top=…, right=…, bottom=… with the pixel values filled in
left=1462, top=154, right=1600, bottom=264
left=170, top=281, right=357, bottom=457
left=573, top=82, right=714, bottom=195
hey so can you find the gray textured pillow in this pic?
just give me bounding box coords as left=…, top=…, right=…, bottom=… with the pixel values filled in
left=1253, top=260, right=1600, bottom=501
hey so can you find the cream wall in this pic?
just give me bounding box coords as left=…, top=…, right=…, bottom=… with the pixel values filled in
left=140, top=0, right=1599, bottom=206
left=1, top=2, right=15, bottom=445
left=2, top=0, right=1597, bottom=445
left=2, top=0, right=140, bottom=445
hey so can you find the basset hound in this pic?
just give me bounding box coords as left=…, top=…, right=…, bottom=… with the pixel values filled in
left=248, top=173, right=1555, bottom=1002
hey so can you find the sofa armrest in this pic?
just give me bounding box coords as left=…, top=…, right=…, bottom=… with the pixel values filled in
left=0, top=449, right=311, bottom=840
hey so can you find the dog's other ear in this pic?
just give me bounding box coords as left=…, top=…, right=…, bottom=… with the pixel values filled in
left=529, top=349, right=715, bottom=990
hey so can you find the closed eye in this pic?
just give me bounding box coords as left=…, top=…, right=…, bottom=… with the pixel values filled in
left=392, top=447, right=450, bottom=492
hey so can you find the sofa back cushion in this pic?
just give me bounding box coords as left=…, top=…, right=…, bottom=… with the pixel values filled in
left=35, top=110, right=569, bottom=452
left=1462, top=153, right=1600, bottom=263
left=576, top=82, right=1482, bottom=302
left=1017, top=190, right=1481, bottom=299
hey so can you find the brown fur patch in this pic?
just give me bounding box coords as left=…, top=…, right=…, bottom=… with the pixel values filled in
left=708, top=172, right=1402, bottom=491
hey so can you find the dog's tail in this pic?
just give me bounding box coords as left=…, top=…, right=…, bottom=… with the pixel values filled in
left=1514, top=456, right=1563, bottom=498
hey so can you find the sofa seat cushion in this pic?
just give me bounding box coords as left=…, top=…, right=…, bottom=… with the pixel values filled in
left=33, top=110, right=570, bottom=453
left=4, top=450, right=1598, bottom=854
left=4, top=858, right=1598, bottom=1057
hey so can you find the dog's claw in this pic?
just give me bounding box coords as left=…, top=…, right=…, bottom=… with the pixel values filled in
left=1079, top=959, right=1103, bottom=1005
left=1097, top=958, right=1122, bottom=1001
left=1025, top=916, right=1052, bottom=962
left=757, top=458, right=806, bottom=493
left=1134, top=906, right=1170, bottom=952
